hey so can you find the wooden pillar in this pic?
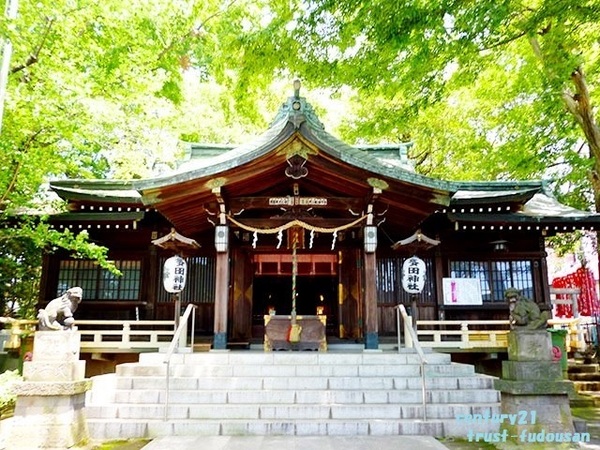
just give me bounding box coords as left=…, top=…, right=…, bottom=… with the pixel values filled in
left=363, top=201, right=379, bottom=349
left=538, top=235, right=552, bottom=306
left=212, top=191, right=230, bottom=350
left=338, top=248, right=362, bottom=340
left=231, top=248, right=253, bottom=341
left=213, top=250, right=230, bottom=349
left=146, top=244, right=159, bottom=320
left=435, top=246, right=445, bottom=321
left=363, top=250, right=378, bottom=349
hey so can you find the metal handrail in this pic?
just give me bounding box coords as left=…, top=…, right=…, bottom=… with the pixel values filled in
left=163, top=303, right=197, bottom=421
left=395, top=304, right=428, bottom=421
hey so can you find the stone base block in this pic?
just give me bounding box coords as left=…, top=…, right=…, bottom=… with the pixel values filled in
left=502, top=360, right=562, bottom=381
left=494, top=379, right=574, bottom=396
left=508, top=330, right=552, bottom=362
left=23, top=360, right=86, bottom=382
left=12, top=379, right=92, bottom=396
left=6, top=392, right=89, bottom=449
left=32, top=330, right=81, bottom=362
left=496, top=393, right=579, bottom=448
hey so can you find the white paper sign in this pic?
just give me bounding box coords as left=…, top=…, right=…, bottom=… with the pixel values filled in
left=442, top=278, right=483, bottom=305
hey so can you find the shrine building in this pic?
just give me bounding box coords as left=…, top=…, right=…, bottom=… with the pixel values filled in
left=40, top=84, right=600, bottom=351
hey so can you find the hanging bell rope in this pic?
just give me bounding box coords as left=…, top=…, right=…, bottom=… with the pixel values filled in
left=288, top=228, right=303, bottom=343
left=291, top=228, right=298, bottom=323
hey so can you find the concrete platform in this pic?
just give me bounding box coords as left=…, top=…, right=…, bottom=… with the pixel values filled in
left=140, top=435, right=450, bottom=450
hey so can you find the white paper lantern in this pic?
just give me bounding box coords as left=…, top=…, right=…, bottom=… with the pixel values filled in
left=163, top=256, right=187, bottom=293
left=402, top=256, right=426, bottom=294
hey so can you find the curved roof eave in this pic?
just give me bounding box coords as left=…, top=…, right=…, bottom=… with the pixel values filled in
left=303, top=122, right=454, bottom=194
left=133, top=113, right=293, bottom=192
left=447, top=192, right=600, bottom=225
left=49, top=180, right=142, bottom=204
left=52, top=91, right=558, bottom=214
left=133, top=94, right=548, bottom=206
left=134, top=95, right=458, bottom=203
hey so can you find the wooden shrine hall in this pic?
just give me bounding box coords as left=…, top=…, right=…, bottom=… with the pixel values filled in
left=41, top=82, right=600, bottom=350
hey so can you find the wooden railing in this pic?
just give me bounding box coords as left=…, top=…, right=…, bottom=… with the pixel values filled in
left=76, top=319, right=177, bottom=351
left=0, top=319, right=178, bottom=353
left=407, top=318, right=584, bottom=352
left=1, top=316, right=586, bottom=354
left=413, top=319, right=510, bottom=349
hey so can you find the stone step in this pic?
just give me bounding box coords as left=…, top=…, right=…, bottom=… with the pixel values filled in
left=88, top=374, right=494, bottom=398
left=139, top=351, right=453, bottom=366
left=117, top=362, right=476, bottom=379
left=111, top=388, right=500, bottom=405
left=87, top=410, right=501, bottom=440
left=86, top=373, right=496, bottom=406
left=119, top=363, right=430, bottom=378
left=569, top=372, right=600, bottom=382
left=568, top=364, right=599, bottom=374
left=87, top=402, right=499, bottom=421
left=576, top=390, right=600, bottom=401
left=570, top=393, right=600, bottom=408
left=113, top=373, right=489, bottom=392
left=85, top=350, right=501, bottom=441
left=574, top=381, right=600, bottom=392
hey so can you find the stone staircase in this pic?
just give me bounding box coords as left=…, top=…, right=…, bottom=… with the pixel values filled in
left=568, top=360, right=600, bottom=405
left=85, top=350, right=501, bottom=440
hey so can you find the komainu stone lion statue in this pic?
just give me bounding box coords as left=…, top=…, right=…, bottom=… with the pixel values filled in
left=505, top=287, right=550, bottom=330
left=37, top=287, right=83, bottom=331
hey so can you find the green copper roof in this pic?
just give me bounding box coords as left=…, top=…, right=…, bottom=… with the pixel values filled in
left=134, top=93, right=454, bottom=194
left=47, top=87, right=600, bottom=227
left=50, top=180, right=142, bottom=204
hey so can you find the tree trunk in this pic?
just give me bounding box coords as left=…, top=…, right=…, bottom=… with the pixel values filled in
left=562, top=68, right=600, bottom=212
left=561, top=67, right=600, bottom=295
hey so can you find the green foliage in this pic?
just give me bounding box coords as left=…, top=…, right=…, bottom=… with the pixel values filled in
left=0, top=217, right=118, bottom=318
left=91, top=439, right=151, bottom=450
left=1, top=0, right=600, bottom=316
left=234, top=0, right=600, bottom=207
left=0, top=0, right=271, bottom=317
left=0, top=231, right=41, bottom=318
left=0, top=370, right=21, bottom=415
left=546, top=232, right=584, bottom=257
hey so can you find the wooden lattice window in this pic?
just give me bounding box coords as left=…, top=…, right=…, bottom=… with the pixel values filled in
left=57, top=260, right=141, bottom=301
left=449, top=260, right=534, bottom=303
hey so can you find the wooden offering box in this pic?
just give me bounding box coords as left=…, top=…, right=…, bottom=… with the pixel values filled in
left=264, top=315, right=327, bottom=351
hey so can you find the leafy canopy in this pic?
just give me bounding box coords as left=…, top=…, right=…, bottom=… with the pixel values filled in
left=1, top=0, right=600, bottom=314
left=222, top=0, right=600, bottom=209
left=0, top=0, right=275, bottom=316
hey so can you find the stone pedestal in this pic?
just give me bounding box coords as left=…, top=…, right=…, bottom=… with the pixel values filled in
left=6, top=331, right=91, bottom=449
left=494, top=329, right=577, bottom=448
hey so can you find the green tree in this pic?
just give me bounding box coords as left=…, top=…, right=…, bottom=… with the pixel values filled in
left=2, top=0, right=599, bottom=316
left=223, top=0, right=600, bottom=210
left=0, top=0, right=273, bottom=316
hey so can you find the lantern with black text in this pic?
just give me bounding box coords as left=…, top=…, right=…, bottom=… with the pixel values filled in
left=163, top=256, right=187, bottom=293
left=402, top=256, right=426, bottom=294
